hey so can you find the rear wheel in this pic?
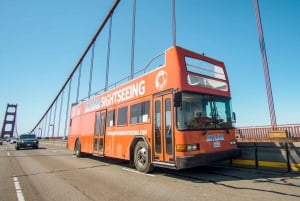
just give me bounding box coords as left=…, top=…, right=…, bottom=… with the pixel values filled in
left=134, top=141, right=153, bottom=173
left=75, top=140, right=82, bottom=158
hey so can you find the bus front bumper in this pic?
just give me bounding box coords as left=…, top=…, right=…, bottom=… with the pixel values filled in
left=175, top=148, right=241, bottom=170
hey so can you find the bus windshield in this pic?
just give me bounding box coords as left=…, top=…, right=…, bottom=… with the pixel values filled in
left=176, top=93, right=234, bottom=130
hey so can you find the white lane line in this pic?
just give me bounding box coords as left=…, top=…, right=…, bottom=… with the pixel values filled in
left=7, top=151, right=10, bottom=156
left=122, top=168, right=155, bottom=177
left=13, top=176, right=25, bottom=201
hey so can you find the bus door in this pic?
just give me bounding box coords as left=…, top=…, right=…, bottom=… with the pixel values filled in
left=153, top=93, right=174, bottom=164
left=94, top=110, right=106, bottom=155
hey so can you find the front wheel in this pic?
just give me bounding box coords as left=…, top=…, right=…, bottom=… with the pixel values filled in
left=134, top=141, right=153, bottom=173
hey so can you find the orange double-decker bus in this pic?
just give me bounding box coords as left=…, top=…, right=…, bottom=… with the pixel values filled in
left=67, top=46, right=240, bottom=172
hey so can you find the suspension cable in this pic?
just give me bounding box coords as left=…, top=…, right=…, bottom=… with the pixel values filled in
left=254, top=0, right=277, bottom=128
left=40, top=119, right=44, bottom=137
left=47, top=108, right=52, bottom=137
left=31, top=0, right=120, bottom=132
left=76, top=63, right=82, bottom=103
left=88, top=43, right=95, bottom=98
left=64, top=79, right=72, bottom=139
left=130, top=0, right=136, bottom=79
left=43, top=114, right=48, bottom=138
left=57, top=90, right=64, bottom=137
left=105, top=17, right=113, bottom=91
left=52, top=100, right=58, bottom=137
left=172, top=0, right=176, bottom=46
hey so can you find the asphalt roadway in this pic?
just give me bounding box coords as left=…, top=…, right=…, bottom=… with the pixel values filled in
left=0, top=141, right=300, bottom=201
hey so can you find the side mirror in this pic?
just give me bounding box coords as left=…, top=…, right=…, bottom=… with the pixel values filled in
left=173, top=92, right=182, bottom=107
left=232, top=112, right=236, bottom=123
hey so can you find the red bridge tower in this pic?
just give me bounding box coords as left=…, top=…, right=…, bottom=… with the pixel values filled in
left=1, top=104, right=18, bottom=138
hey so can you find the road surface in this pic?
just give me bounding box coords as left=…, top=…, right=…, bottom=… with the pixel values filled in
left=0, top=141, right=299, bottom=201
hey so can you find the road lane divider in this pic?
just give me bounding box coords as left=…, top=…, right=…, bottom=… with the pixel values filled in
left=13, top=176, right=25, bottom=201
left=122, top=167, right=155, bottom=177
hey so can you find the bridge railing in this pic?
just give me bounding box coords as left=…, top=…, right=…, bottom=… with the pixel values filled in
left=236, top=124, right=300, bottom=139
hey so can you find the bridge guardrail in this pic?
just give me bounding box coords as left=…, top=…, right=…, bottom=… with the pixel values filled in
left=236, top=124, right=300, bottom=139
left=226, top=141, right=300, bottom=172
left=39, top=139, right=67, bottom=148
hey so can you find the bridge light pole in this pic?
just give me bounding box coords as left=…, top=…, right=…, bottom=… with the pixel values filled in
left=49, top=124, right=55, bottom=138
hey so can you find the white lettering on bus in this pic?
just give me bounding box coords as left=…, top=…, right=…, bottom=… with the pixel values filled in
left=100, top=80, right=146, bottom=108
left=85, top=99, right=100, bottom=112
left=107, top=130, right=148, bottom=136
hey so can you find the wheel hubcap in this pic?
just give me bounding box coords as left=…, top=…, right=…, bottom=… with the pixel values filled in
left=137, top=147, right=147, bottom=166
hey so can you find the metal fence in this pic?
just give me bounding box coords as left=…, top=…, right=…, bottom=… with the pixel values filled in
left=236, top=124, right=300, bottom=138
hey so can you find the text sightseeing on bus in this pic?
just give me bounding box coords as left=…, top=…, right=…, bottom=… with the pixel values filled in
left=100, top=80, right=145, bottom=108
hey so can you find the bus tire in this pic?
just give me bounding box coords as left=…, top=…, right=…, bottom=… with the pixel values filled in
left=134, top=141, right=153, bottom=173
left=75, top=140, right=82, bottom=158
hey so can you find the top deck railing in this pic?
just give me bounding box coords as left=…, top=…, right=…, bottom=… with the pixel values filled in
left=77, top=52, right=165, bottom=104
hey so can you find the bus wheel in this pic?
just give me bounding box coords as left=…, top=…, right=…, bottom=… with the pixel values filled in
left=75, top=140, right=82, bottom=158
left=134, top=141, right=153, bottom=173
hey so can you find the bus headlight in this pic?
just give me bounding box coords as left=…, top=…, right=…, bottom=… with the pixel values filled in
left=176, top=144, right=199, bottom=152
left=230, top=140, right=237, bottom=145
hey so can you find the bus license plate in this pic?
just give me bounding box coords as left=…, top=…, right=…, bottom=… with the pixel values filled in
left=213, top=141, right=221, bottom=148
left=206, top=134, right=224, bottom=142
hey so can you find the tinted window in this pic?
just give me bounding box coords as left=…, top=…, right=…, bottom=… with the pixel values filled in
left=117, top=107, right=128, bottom=126
left=20, top=134, right=36, bottom=139
left=107, top=110, right=115, bottom=127
left=95, top=113, right=101, bottom=135
left=130, top=101, right=150, bottom=124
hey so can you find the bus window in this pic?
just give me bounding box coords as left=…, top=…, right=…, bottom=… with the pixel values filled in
left=165, top=98, right=172, bottom=155
left=130, top=101, right=150, bottom=124
left=176, top=93, right=234, bottom=130
left=117, top=106, right=128, bottom=126
left=100, top=111, right=106, bottom=135
left=107, top=110, right=115, bottom=127
left=155, top=100, right=161, bottom=153
left=185, top=56, right=226, bottom=80
left=95, top=112, right=101, bottom=135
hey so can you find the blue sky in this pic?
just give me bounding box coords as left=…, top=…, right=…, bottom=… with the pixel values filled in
left=0, top=0, right=299, bottom=135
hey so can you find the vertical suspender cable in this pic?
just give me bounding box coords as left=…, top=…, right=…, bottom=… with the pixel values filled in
left=254, top=0, right=277, bottom=128
left=88, top=43, right=95, bottom=98
left=172, top=0, right=176, bottom=46
left=47, top=108, right=52, bottom=137
left=52, top=100, right=58, bottom=137
left=43, top=114, right=48, bottom=138
left=40, top=120, right=44, bottom=137
left=130, top=0, right=136, bottom=79
left=57, top=91, right=64, bottom=137
left=105, top=17, right=113, bottom=91
left=76, top=63, right=82, bottom=103
left=64, top=79, right=72, bottom=139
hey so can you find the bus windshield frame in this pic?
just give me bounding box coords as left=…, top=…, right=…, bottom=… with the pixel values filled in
left=176, top=92, right=234, bottom=131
